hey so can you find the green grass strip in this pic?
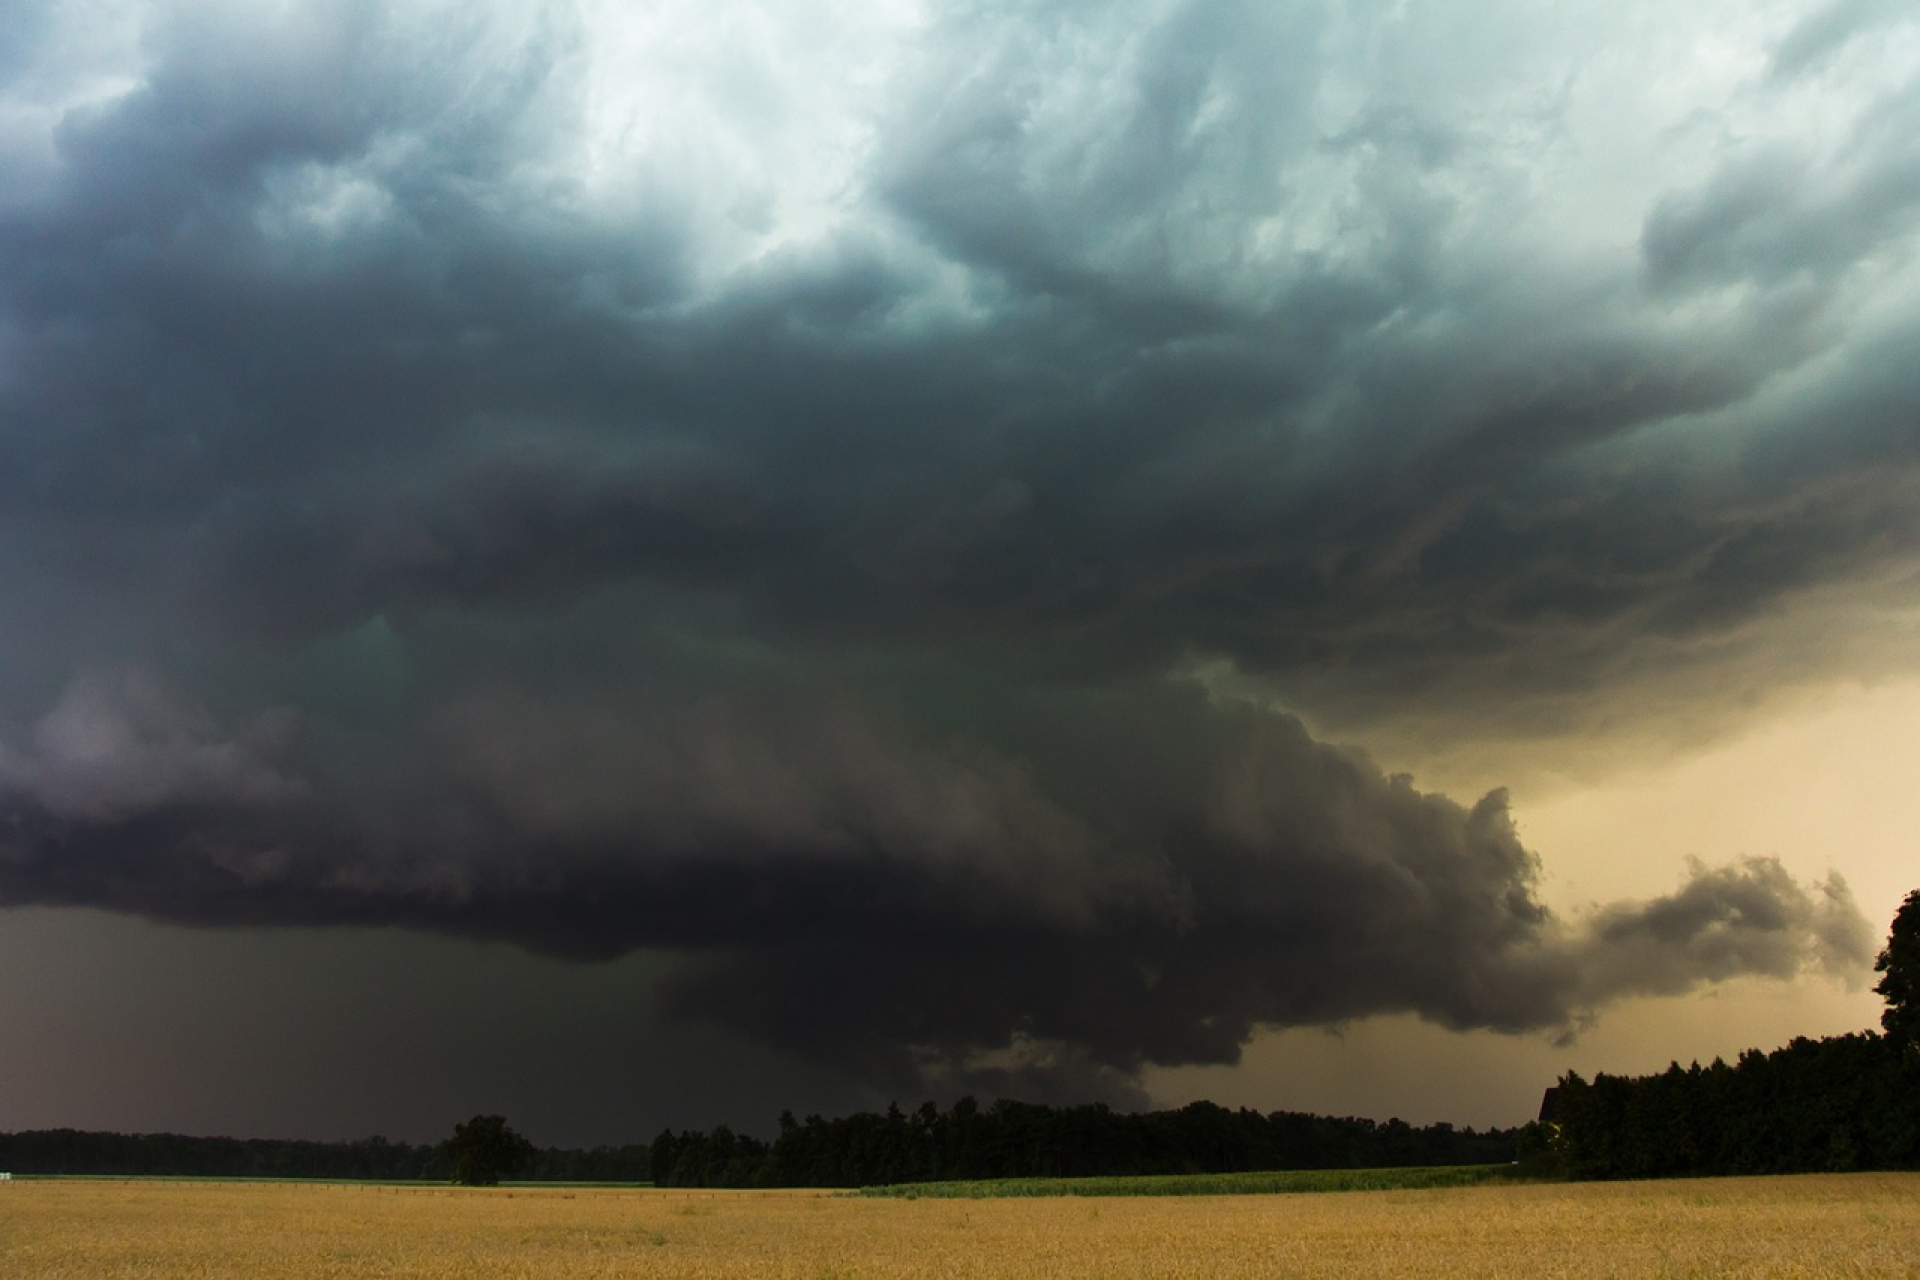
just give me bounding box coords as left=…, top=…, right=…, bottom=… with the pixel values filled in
left=856, top=1164, right=1508, bottom=1198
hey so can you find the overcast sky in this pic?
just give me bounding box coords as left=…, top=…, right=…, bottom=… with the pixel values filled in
left=2, top=0, right=1917, bottom=1147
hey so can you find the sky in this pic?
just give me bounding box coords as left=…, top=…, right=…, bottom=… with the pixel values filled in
left=1, top=0, right=1917, bottom=1149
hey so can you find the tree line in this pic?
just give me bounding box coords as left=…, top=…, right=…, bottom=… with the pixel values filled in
left=1538, top=1033, right=1917, bottom=1178
left=0, top=1102, right=1517, bottom=1186
left=0, top=1128, right=650, bottom=1182
left=1532, top=887, right=1920, bottom=1179
left=649, top=1098, right=1520, bottom=1188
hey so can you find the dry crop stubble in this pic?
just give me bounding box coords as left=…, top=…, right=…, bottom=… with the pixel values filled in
left=2, top=1174, right=1917, bottom=1277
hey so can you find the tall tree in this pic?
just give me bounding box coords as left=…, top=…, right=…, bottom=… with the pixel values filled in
left=1877, top=889, right=1920, bottom=1054
left=443, top=1115, right=536, bottom=1187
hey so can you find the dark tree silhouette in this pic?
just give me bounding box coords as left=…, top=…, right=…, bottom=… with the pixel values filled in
left=1877, top=888, right=1920, bottom=1054
left=1547, top=891, right=1920, bottom=1180
left=443, top=1114, right=536, bottom=1186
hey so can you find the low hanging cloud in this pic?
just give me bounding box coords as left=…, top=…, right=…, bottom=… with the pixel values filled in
left=0, top=670, right=1872, bottom=1101
left=0, top=670, right=305, bottom=823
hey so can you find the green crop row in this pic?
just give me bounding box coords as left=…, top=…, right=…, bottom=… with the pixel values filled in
left=856, top=1164, right=1508, bottom=1198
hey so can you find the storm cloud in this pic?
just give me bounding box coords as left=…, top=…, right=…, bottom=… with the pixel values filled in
left=0, top=0, right=1910, bottom=1103
left=0, top=664, right=1874, bottom=1100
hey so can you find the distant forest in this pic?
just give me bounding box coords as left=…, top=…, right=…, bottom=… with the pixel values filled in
left=0, top=1130, right=649, bottom=1183
left=1539, top=1032, right=1918, bottom=1179
left=0, top=1101, right=1513, bottom=1185
left=651, top=1098, right=1518, bottom=1188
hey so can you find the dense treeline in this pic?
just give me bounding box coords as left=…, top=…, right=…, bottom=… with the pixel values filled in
left=649, top=1098, right=1520, bottom=1188
left=1544, top=1032, right=1920, bottom=1179
left=0, top=1102, right=1515, bottom=1187
left=1540, top=887, right=1920, bottom=1180
left=0, top=1129, right=650, bottom=1182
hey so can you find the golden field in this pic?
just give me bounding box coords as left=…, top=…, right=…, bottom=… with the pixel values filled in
left=3, top=1173, right=1917, bottom=1278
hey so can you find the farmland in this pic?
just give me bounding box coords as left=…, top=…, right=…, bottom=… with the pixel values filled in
left=4, top=1172, right=1917, bottom=1277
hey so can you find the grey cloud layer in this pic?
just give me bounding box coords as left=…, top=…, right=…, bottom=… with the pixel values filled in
left=0, top=0, right=1910, bottom=1095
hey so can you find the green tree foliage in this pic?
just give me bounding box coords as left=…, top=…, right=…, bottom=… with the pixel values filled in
left=1876, top=888, right=1920, bottom=1054
left=443, top=1114, right=537, bottom=1187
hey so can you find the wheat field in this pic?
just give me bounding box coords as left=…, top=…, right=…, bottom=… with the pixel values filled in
left=3, top=1173, right=1916, bottom=1277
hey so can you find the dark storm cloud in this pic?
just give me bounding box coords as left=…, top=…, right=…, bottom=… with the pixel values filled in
left=0, top=0, right=1911, bottom=1097
left=0, top=668, right=1873, bottom=1099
